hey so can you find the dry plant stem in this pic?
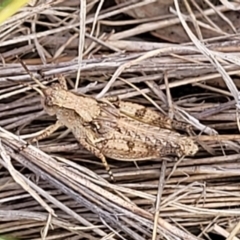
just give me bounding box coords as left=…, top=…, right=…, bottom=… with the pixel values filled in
left=184, top=0, right=203, bottom=41
left=198, top=215, right=220, bottom=238
left=174, top=0, right=240, bottom=106
left=2, top=52, right=240, bottom=84
left=0, top=210, right=85, bottom=230
left=1, top=127, right=199, bottom=240
left=87, top=0, right=158, bottom=24
left=145, top=80, right=167, bottom=106
left=0, top=104, right=42, bottom=119
left=4, top=110, right=45, bottom=130
left=0, top=164, right=97, bottom=233
left=227, top=221, right=240, bottom=240
left=214, top=224, right=240, bottom=240
left=152, top=160, right=166, bottom=240
left=90, top=0, right=104, bottom=36
left=189, top=0, right=220, bottom=32
left=108, top=4, right=232, bottom=41
left=0, top=141, right=55, bottom=218
left=75, top=0, right=86, bottom=90
left=164, top=72, right=173, bottom=120
left=18, top=147, right=150, bottom=240
left=118, top=77, right=166, bottom=114
left=203, top=0, right=237, bottom=33
left=95, top=52, right=239, bottom=101
left=196, top=100, right=235, bottom=118
left=1, top=141, right=116, bottom=239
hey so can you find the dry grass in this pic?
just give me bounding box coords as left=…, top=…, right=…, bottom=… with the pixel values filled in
left=1, top=0, right=240, bottom=239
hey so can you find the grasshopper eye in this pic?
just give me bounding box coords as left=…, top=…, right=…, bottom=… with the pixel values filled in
left=52, top=83, right=61, bottom=90
left=45, top=96, right=53, bottom=106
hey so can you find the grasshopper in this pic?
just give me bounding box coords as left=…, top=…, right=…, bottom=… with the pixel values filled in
left=20, top=62, right=198, bottom=181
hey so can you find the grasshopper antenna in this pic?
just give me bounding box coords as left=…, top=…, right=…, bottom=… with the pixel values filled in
left=17, top=56, right=47, bottom=91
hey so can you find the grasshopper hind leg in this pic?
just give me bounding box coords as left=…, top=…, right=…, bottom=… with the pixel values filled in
left=84, top=143, right=115, bottom=182
left=91, top=148, right=115, bottom=181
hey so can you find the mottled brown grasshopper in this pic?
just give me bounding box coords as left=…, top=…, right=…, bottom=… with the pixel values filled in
left=20, top=61, right=198, bottom=181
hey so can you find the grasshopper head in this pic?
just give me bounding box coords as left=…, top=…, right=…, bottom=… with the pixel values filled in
left=41, top=83, right=65, bottom=116
left=18, top=58, right=66, bottom=116
left=43, top=83, right=62, bottom=106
